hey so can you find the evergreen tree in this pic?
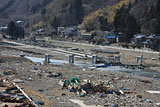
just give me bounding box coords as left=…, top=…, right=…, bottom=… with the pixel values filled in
left=113, top=5, right=127, bottom=34
left=50, top=17, right=60, bottom=29
left=154, top=0, right=160, bottom=34
left=41, top=8, right=46, bottom=15
left=16, top=26, right=25, bottom=39
left=156, top=0, right=160, bottom=16
left=124, top=13, right=140, bottom=42
left=99, top=16, right=109, bottom=31
left=70, top=0, right=84, bottom=25
left=74, top=0, right=84, bottom=24
left=7, top=21, right=17, bottom=39
left=154, top=17, right=160, bottom=34
left=114, top=4, right=140, bottom=42
left=7, top=21, right=25, bottom=40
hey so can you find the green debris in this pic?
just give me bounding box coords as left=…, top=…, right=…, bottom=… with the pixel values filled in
left=74, top=82, right=79, bottom=86
left=61, top=93, right=66, bottom=96
left=70, top=77, right=81, bottom=83
left=80, top=93, right=85, bottom=97
left=65, top=80, right=70, bottom=85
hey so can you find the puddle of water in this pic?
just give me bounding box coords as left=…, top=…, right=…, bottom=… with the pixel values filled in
left=25, top=56, right=92, bottom=67
left=25, top=56, right=68, bottom=65
left=97, top=66, right=134, bottom=72
left=25, top=56, right=160, bottom=79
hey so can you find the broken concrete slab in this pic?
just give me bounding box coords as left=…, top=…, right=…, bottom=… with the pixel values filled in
left=12, top=79, right=24, bottom=83
left=69, top=99, right=103, bottom=107
left=156, top=103, right=160, bottom=106
left=146, top=90, right=160, bottom=94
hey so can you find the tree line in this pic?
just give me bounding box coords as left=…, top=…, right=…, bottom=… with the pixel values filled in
left=113, top=4, right=140, bottom=42
left=49, top=0, right=84, bottom=29
left=7, top=21, right=25, bottom=40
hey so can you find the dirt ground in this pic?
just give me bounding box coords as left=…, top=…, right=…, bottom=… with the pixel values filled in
left=48, top=40, right=160, bottom=66
left=0, top=40, right=160, bottom=107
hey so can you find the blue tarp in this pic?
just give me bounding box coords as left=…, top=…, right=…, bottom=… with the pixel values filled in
left=95, top=62, right=111, bottom=68
left=106, top=36, right=116, bottom=39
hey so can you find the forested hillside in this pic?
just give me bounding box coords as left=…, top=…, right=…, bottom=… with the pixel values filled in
left=0, top=0, right=120, bottom=26
left=82, top=0, right=160, bottom=36
left=0, top=0, right=160, bottom=36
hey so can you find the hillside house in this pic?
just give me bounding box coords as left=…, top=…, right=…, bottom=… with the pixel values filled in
left=80, top=33, right=92, bottom=41
left=16, top=20, right=24, bottom=27
left=0, top=27, right=7, bottom=34
left=104, top=31, right=116, bottom=43
left=58, top=27, right=65, bottom=32
left=133, top=34, right=146, bottom=44
left=148, top=34, right=160, bottom=51
left=132, top=34, right=160, bottom=51
left=36, top=29, right=45, bottom=36
left=61, top=26, right=80, bottom=38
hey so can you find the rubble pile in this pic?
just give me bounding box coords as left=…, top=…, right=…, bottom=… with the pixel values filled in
left=59, top=77, right=122, bottom=97
left=56, top=75, right=159, bottom=106
left=0, top=79, right=35, bottom=107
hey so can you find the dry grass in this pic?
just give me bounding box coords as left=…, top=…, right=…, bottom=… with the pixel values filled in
left=0, top=55, right=32, bottom=63
left=145, top=60, right=160, bottom=67
left=20, top=86, right=52, bottom=106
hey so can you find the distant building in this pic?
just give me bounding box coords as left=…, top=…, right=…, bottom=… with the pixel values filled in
left=146, top=34, right=160, bottom=51
left=105, top=35, right=116, bottom=43
left=16, top=20, right=24, bottom=27
left=104, top=31, right=116, bottom=43
left=36, top=29, right=45, bottom=36
left=116, top=32, right=125, bottom=43
left=132, top=34, right=160, bottom=51
left=57, top=27, right=65, bottom=37
left=133, top=34, right=146, bottom=44
left=0, top=27, right=7, bottom=34
left=58, top=27, right=65, bottom=32
left=61, top=26, right=80, bottom=38
left=80, top=33, right=92, bottom=41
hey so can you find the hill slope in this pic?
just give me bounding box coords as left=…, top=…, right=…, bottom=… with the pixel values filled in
left=0, top=0, right=159, bottom=35
left=0, top=0, right=120, bottom=26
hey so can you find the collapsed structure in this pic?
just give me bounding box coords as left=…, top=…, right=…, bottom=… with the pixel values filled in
left=0, top=79, right=38, bottom=107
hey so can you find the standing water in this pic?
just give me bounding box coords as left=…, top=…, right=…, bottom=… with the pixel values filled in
left=25, top=56, right=160, bottom=79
